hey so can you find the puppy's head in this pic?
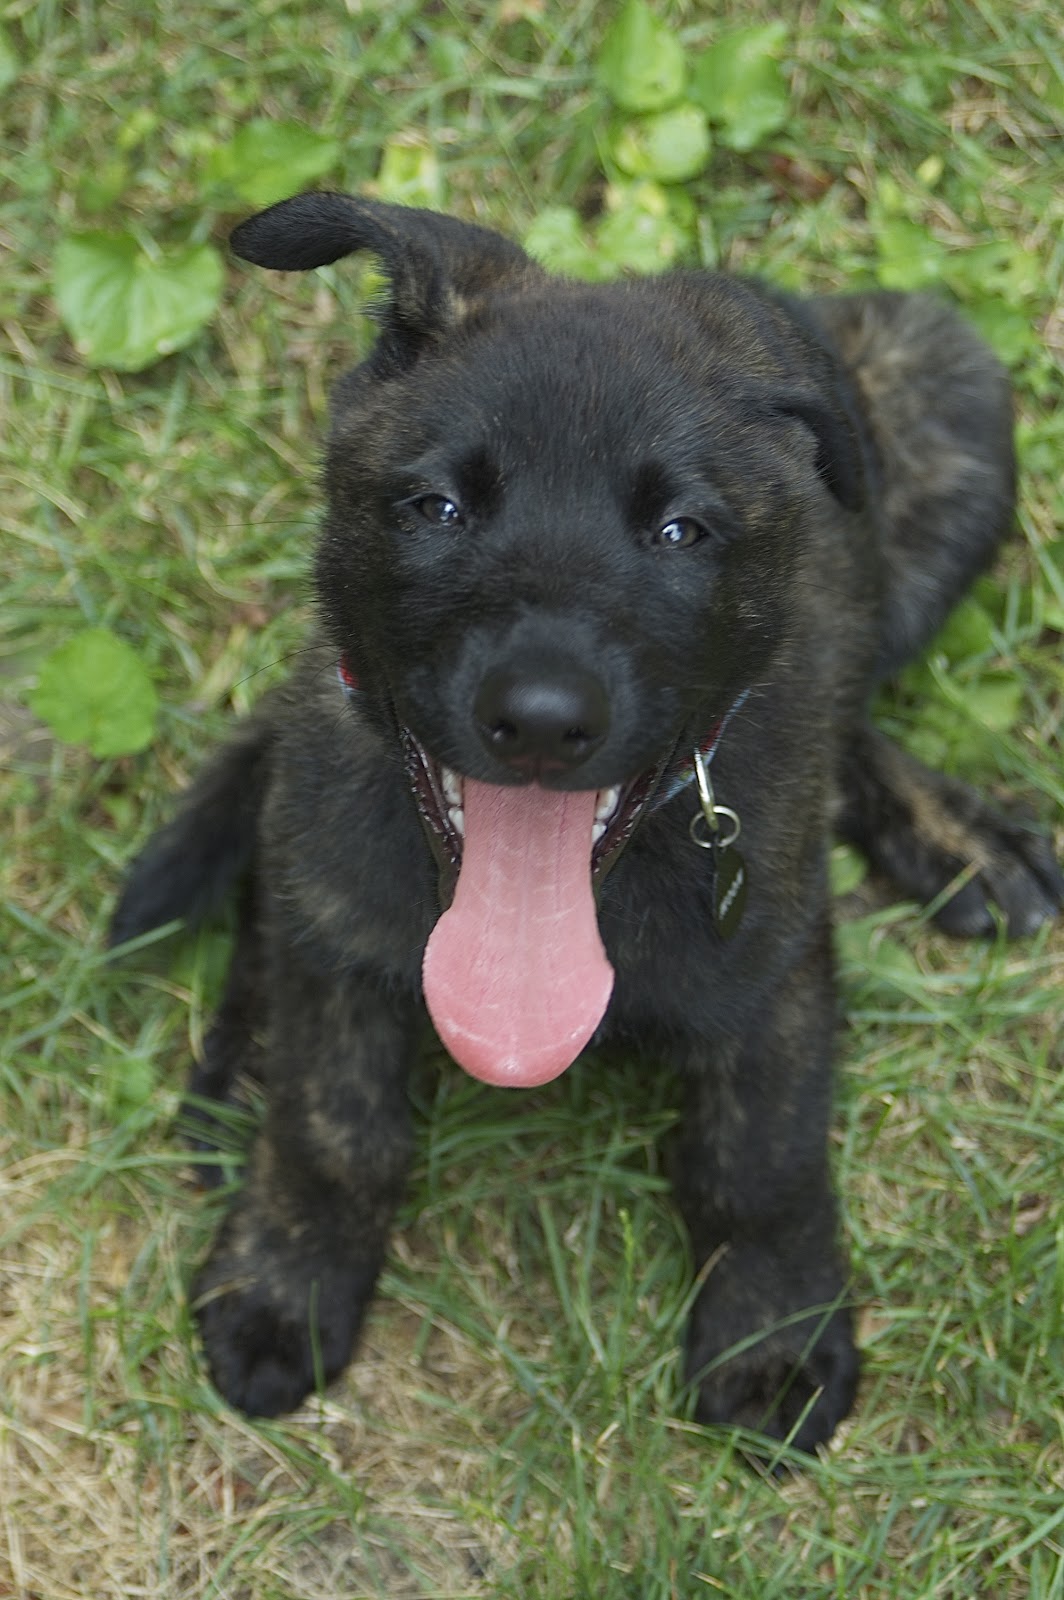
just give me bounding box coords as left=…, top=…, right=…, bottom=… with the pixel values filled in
left=232, top=192, right=865, bottom=1084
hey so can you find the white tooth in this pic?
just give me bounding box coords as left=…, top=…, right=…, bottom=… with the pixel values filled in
left=591, top=820, right=607, bottom=845
left=442, top=767, right=463, bottom=806
left=595, top=786, right=621, bottom=824
left=448, top=805, right=465, bottom=837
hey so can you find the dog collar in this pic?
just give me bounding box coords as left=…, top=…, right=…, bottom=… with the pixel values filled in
left=650, top=688, right=749, bottom=811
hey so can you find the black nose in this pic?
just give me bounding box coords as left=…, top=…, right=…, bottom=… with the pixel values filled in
left=475, top=666, right=610, bottom=775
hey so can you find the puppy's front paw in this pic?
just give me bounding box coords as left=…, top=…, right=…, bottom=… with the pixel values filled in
left=685, top=1255, right=858, bottom=1456
left=193, top=1215, right=373, bottom=1416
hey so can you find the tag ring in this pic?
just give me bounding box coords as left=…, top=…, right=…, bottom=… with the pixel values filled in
left=690, top=748, right=742, bottom=849
left=689, top=805, right=741, bottom=850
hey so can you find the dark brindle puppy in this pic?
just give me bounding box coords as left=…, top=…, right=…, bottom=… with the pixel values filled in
left=111, top=192, right=1062, bottom=1450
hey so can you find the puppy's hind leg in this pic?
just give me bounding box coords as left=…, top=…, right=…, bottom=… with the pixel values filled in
left=811, top=290, right=1016, bottom=679
left=818, top=294, right=1061, bottom=932
left=838, top=724, right=1063, bottom=936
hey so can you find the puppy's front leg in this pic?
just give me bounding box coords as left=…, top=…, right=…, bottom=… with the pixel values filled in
left=672, top=925, right=858, bottom=1454
left=194, top=953, right=416, bottom=1417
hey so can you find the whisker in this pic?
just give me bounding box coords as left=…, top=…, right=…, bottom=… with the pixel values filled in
left=231, top=644, right=334, bottom=692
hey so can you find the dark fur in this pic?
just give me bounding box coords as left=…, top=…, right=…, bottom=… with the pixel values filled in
left=112, top=193, right=1062, bottom=1449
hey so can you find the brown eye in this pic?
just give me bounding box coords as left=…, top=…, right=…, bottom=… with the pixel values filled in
left=414, top=494, right=463, bottom=527
left=655, top=517, right=705, bottom=549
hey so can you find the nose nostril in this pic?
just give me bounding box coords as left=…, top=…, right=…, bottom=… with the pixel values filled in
left=475, top=665, right=609, bottom=772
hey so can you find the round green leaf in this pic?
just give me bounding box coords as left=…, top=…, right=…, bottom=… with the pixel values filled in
left=30, top=628, right=159, bottom=758
left=965, top=299, right=1040, bottom=367
left=612, top=105, right=712, bottom=184
left=596, top=0, right=687, bottom=113
left=203, top=120, right=340, bottom=208
left=523, top=207, right=619, bottom=282
left=933, top=597, right=995, bottom=664
left=874, top=218, right=946, bottom=290
left=596, top=182, right=693, bottom=275
left=690, top=24, right=790, bottom=151
left=953, top=672, right=1024, bottom=733
left=836, top=920, right=923, bottom=996
left=374, top=138, right=445, bottom=208
left=54, top=231, right=223, bottom=372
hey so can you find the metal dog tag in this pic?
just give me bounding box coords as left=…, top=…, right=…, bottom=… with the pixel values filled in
left=711, top=843, right=747, bottom=938
left=689, top=746, right=747, bottom=939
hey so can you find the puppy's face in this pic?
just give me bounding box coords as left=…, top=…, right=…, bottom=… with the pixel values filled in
left=320, top=279, right=826, bottom=807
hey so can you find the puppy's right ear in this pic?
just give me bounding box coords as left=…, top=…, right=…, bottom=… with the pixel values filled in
left=230, top=190, right=537, bottom=365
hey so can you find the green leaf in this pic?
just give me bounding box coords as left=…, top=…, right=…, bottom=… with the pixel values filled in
left=523, top=207, right=618, bottom=282
left=965, top=299, right=1041, bottom=367
left=950, top=671, right=1023, bottom=733
left=873, top=217, right=946, bottom=290
left=690, top=24, right=790, bottom=151
left=831, top=844, right=868, bottom=897
left=30, top=628, right=159, bottom=758
left=203, top=120, right=340, bottom=208
left=374, top=137, right=446, bottom=208
left=611, top=104, right=712, bottom=184
left=836, top=917, right=924, bottom=997
left=933, top=597, right=995, bottom=664
left=54, top=231, right=223, bottom=372
left=596, top=0, right=686, bottom=113
left=596, top=182, right=693, bottom=274
left=945, top=239, right=1042, bottom=306
left=524, top=185, right=694, bottom=282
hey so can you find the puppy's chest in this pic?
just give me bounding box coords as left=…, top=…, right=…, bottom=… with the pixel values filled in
left=597, top=848, right=748, bottom=1035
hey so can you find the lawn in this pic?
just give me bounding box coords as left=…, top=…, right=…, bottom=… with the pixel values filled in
left=2, top=2, right=1063, bottom=1596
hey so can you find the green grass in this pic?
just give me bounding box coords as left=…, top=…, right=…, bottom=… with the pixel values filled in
left=2, top=2, right=1063, bottom=1596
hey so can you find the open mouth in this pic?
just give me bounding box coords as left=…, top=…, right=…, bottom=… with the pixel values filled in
left=402, top=724, right=680, bottom=1092
left=394, top=709, right=715, bottom=1093
left=400, top=727, right=668, bottom=887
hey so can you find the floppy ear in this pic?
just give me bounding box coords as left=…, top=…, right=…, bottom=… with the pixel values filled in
left=230, top=190, right=537, bottom=365
left=765, top=387, right=867, bottom=512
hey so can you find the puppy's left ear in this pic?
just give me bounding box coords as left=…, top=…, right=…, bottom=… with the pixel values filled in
left=230, top=190, right=537, bottom=362
left=759, top=386, right=867, bottom=513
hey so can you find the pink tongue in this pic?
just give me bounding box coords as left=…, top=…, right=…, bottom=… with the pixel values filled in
left=422, top=780, right=614, bottom=1088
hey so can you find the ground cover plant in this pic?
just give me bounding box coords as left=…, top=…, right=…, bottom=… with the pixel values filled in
left=2, top=1, right=1063, bottom=1594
